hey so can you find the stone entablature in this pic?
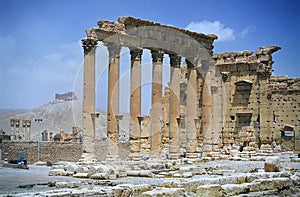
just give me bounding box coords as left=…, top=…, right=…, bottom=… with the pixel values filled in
left=86, top=17, right=217, bottom=58
left=213, top=46, right=281, bottom=65
left=269, top=76, right=300, bottom=93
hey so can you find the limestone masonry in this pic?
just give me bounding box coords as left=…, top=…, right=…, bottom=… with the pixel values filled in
left=81, top=16, right=300, bottom=161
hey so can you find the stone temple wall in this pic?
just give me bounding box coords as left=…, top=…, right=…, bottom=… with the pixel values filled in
left=0, top=141, right=82, bottom=164
left=210, top=46, right=300, bottom=154
left=214, top=50, right=262, bottom=151
left=268, top=76, right=300, bottom=151
left=0, top=141, right=131, bottom=164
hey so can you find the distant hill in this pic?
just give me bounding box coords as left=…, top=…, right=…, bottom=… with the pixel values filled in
left=0, top=100, right=129, bottom=141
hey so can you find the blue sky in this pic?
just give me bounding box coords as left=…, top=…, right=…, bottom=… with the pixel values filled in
left=0, top=0, right=299, bottom=113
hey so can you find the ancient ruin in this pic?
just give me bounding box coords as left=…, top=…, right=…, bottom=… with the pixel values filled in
left=9, top=119, right=31, bottom=141
left=54, top=91, right=77, bottom=102
left=81, top=17, right=300, bottom=162
left=1, top=17, right=300, bottom=196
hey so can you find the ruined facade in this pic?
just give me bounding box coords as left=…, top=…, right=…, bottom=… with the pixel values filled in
left=81, top=17, right=300, bottom=161
left=213, top=47, right=300, bottom=154
left=9, top=119, right=31, bottom=141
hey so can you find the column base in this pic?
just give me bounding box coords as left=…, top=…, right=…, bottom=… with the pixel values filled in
left=79, top=153, right=97, bottom=164
left=129, top=140, right=140, bottom=153
left=128, top=153, right=142, bottom=161
left=259, top=144, right=273, bottom=154
left=186, top=153, right=200, bottom=158
left=169, top=153, right=181, bottom=160
left=150, top=151, right=161, bottom=159
left=105, top=155, right=120, bottom=163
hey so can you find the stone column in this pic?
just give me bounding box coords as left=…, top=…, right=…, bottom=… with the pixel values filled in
left=202, top=80, right=213, bottom=155
left=82, top=38, right=97, bottom=159
left=106, top=43, right=121, bottom=159
left=22, top=120, right=26, bottom=140
left=10, top=119, right=15, bottom=141
left=259, top=73, right=272, bottom=146
left=15, top=119, right=20, bottom=141
left=129, top=48, right=143, bottom=153
left=186, top=59, right=198, bottom=158
left=150, top=50, right=164, bottom=155
left=169, top=54, right=181, bottom=159
left=27, top=120, right=31, bottom=141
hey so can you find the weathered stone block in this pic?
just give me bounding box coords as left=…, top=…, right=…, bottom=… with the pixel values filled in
left=112, top=185, right=133, bottom=197
left=73, top=172, right=89, bottom=178
left=65, top=163, right=78, bottom=173
left=182, top=172, right=193, bottom=178
left=141, top=187, right=185, bottom=197
left=222, top=183, right=254, bottom=196
left=196, top=184, right=222, bottom=197
left=76, top=166, right=89, bottom=173
left=161, top=180, right=183, bottom=188
left=139, top=170, right=154, bottom=177
left=253, top=177, right=291, bottom=191
left=126, top=170, right=140, bottom=177
left=90, top=172, right=109, bottom=179
left=48, top=169, right=67, bottom=176
left=264, top=156, right=281, bottom=172
left=55, top=181, right=79, bottom=188
left=179, top=166, right=191, bottom=172
left=118, top=184, right=153, bottom=197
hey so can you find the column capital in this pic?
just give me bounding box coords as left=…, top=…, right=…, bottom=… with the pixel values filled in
left=105, top=42, right=121, bottom=58
left=82, top=39, right=98, bottom=54
left=130, top=48, right=143, bottom=61
left=151, top=50, right=164, bottom=63
left=169, top=54, right=181, bottom=67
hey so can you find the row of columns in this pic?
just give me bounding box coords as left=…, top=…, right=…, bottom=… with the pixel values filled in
left=10, top=119, right=31, bottom=141
left=82, top=39, right=201, bottom=159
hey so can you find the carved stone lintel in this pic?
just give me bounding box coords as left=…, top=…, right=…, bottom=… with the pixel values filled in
left=151, top=50, right=164, bottom=63
left=106, top=43, right=121, bottom=58
left=130, top=48, right=143, bottom=61
left=221, top=71, right=231, bottom=81
left=82, top=39, right=98, bottom=54
left=169, top=54, right=181, bottom=67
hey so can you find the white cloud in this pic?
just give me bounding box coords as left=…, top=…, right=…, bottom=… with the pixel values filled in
left=185, top=20, right=236, bottom=42
left=240, top=25, right=255, bottom=38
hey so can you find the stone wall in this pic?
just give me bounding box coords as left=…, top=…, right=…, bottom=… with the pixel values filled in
left=211, top=47, right=300, bottom=153
left=213, top=47, right=280, bottom=152
left=0, top=141, right=132, bottom=164
left=269, top=76, right=300, bottom=151
left=0, top=141, right=82, bottom=164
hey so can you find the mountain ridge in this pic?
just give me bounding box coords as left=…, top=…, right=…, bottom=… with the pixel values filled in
left=0, top=100, right=129, bottom=141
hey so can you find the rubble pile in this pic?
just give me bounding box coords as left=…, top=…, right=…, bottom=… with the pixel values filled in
left=40, top=153, right=300, bottom=196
